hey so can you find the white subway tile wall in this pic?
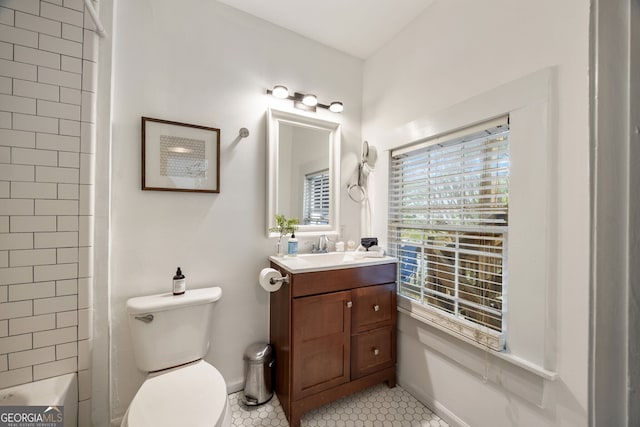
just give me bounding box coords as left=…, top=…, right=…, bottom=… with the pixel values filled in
left=0, top=2, right=95, bottom=425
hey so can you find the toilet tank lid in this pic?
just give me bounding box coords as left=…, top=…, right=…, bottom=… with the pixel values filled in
left=126, top=286, right=222, bottom=315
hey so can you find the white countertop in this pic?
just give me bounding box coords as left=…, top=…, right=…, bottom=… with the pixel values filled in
left=269, top=252, right=397, bottom=273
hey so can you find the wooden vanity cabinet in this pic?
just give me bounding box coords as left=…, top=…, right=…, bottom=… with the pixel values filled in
left=269, top=262, right=397, bottom=427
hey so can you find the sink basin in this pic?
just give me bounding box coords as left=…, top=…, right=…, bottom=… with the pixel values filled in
left=269, top=252, right=397, bottom=273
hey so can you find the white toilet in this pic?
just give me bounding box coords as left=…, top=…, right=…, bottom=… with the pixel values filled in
left=121, top=286, right=231, bottom=427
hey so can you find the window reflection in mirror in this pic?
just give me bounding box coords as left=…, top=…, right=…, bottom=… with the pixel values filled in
left=277, top=123, right=330, bottom=223
left=267, top=109, right=341, bottom=236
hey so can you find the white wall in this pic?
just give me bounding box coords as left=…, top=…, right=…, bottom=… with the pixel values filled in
left=591, top=0, right=638, bottom=425
left=362, top=1, right=590, bottom=426
left=629, top=4, right=640, bottom=424
left=109, top=0, right=362, bottom=422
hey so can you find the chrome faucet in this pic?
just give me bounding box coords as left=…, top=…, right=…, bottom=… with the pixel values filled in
left=312, top=235, right=329, bottom=253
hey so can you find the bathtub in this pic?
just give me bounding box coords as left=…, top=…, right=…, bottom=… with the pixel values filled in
left=0, top=373, right=78, bottom=427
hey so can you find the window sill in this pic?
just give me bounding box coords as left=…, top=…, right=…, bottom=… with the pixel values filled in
left=397, top=296, right=558, bottom=381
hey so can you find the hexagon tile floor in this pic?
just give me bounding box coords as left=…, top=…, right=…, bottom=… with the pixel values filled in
left=229, top=383, right=449, bottom=426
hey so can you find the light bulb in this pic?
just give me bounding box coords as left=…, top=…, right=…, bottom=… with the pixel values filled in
left=302, top=94, right=318, bottom=107
left=272, top=85, right=289, bottom=99
left=329, top=102, right=344, bottom=113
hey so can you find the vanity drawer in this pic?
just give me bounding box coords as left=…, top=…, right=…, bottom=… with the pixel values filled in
left=287, top=263, right=397, bottom=298
left=351, top=283, right=396, bottom=333
left=351, top=326, right=395, bottom=380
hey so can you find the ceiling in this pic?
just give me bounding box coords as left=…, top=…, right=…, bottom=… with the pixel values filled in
left=217, top=0, right=434, bottom=59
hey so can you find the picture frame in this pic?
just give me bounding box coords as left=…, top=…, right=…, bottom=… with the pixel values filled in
left=142, top=117, right=220, bottom=193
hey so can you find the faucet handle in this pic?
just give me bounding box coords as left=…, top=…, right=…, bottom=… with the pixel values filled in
left=318, top=235, right=329, bottom=252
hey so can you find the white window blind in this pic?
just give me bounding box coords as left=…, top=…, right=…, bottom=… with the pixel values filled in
left=389, top=117, right=509, bottom=350
left=303, top=169, right=330, bottom=225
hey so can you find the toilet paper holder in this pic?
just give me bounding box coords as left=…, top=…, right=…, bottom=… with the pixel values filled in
left=270, top=274, right=289, bottom=285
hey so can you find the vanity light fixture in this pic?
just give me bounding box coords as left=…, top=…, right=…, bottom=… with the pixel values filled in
left=266, top=85, right=343, bottom=113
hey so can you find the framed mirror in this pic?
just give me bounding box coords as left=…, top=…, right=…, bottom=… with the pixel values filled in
left=267, top=108, right=341, bottom=236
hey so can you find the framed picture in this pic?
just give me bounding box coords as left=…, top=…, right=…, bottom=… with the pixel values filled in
left=142, top=117, right=220, bottom=193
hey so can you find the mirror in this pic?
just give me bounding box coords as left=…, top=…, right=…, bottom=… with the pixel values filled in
left=267, top=108, right=341, bottom=236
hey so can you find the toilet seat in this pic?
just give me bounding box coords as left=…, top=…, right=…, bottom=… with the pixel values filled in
left=123, top=360, right=230, bottom=427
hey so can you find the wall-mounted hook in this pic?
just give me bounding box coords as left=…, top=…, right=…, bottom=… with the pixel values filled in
left=239, top=128, right=250, bottom=138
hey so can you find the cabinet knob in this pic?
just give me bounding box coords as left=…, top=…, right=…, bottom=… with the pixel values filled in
left=373, top=304, right=380, bottom=312
left=373, top=348, right=380, bottom=356
left=346, top=301, right=353, bottom=308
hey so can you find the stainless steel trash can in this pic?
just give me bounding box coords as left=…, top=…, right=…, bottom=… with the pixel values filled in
left=241, top=342, right=274, bottom=405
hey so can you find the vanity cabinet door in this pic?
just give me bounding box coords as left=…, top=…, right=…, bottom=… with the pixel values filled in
left=351, top=283, right=397, bottom=333
left=291, top=291, right=351, bottom=399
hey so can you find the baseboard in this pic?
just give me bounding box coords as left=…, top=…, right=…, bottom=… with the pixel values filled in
left=226, top=378, right=244, bottom=394
left=398, top=381, right=470, bottom=427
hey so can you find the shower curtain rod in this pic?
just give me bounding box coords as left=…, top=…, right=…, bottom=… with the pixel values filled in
left=84, top=0, right=107, bottom=38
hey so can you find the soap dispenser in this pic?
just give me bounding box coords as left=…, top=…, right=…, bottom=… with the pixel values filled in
left=287, top=233, right=298, bottom=256
left=173, top=267, right=186, bottom=295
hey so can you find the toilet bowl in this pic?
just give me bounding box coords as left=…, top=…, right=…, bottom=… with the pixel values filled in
left=121, top=287, right=230, bottom=427
left=121, top=361, right=231, bottom=427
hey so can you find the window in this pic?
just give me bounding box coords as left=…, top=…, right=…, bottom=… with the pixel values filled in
left=303, top=169, right=330, bottom=225
left=389, top=117, right=509, bottom=350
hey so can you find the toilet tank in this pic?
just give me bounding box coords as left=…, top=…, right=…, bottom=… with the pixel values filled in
left=126, top=286, right=222, bottom=372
